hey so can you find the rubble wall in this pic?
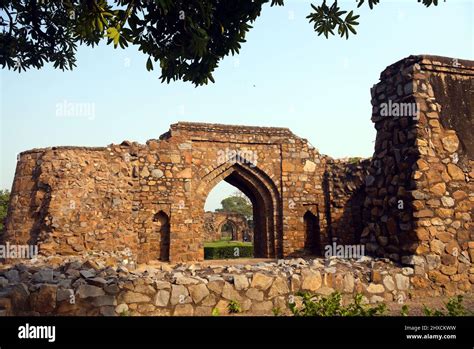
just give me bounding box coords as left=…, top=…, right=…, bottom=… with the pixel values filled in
left=363, top=55, right=473, bottom=294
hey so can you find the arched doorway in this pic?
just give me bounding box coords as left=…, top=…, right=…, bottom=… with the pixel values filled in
left=304, top=210, right=321, bottom=256
left=198, top=162, right=282, bottom=258
left=219, top=220, right=237, bottom=240
left=152, top=211, right=170, bottom=261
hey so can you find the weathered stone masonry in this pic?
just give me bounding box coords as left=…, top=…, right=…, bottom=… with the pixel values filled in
left=2, top=55, right=473, bottom=297
left=362, top=55, right=473, bottom=294
left=4, top=123, right=329, bottom=262
left=317, top=55, right=473, bottom=295
left=0, top=255, right=416, bottom=316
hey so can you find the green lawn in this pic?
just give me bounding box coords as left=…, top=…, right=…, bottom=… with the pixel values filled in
left=204, top=240, right=253, bottom=248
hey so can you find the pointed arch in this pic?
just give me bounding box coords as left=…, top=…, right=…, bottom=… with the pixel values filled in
left=153, top=210, right=170, bottom=261
left=198, top=161, right=282, bottom=258
left=218, top=219, right=238, bottom=240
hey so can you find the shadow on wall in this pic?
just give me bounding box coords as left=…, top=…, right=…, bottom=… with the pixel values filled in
left=323, top=159, right=371, bottom=246
left=323, top=114, right=420, bottom=261
left=303, top=210, right=321, bottom=256
left=28, top=153, right=52, bottom=249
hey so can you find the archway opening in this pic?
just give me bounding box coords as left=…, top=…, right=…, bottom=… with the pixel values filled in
left=152, top=211, right=170, bottom=261
left=304, top=210, right=321, bottom=256
left=220, top=220, right=237, bottom=241
left=204, top=181, right=254, bottom=259
left=201, top=163, right=282, bottom=260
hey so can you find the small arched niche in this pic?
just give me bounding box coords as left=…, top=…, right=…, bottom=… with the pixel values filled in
left=152, top=210, right=170, bottom=261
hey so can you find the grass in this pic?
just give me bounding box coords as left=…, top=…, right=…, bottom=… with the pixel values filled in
left=204, top=240, right=253, bottom=248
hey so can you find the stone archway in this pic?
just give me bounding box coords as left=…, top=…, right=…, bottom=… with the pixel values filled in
left=5, top=122, right=330, bottom=262
left=152, top=211, right=170, bottom=261
left=218, top=219, right=237, bottom=240
left=204, top=212, right=252, bottom=242
left=197, top=162, right=282, bottom=259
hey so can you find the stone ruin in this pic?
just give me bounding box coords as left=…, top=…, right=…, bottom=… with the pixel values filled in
left=1, top=55, right=473, bottom=300
left=4, top=121, right=328, bottom=263
left=203, top=212, right=252, bottom=242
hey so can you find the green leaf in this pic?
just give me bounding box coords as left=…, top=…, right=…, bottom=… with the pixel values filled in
left=146, top=57, right=153, bottom=71
left=106, top=27, right=120, bottom=48
left=97, top=18, right=104, bottom=32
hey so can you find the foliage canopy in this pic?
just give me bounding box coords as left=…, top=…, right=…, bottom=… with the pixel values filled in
left=1, top=0, right=441, bottom=85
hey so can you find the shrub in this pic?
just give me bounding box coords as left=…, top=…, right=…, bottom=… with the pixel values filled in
left=0, top=190, right=10, bottom=232
left=400, top=305, right=409, bottom=316
left=348, top=157, right=362, bottom=164
left=204, top=244, right=253, bottom=259
left=228, top=300, right=241, bottom=314
left=272, top=307, right=282, bottom=316
left=289, top=292, right=386, bottom=317
left=423, top=295, right=471, bottom=316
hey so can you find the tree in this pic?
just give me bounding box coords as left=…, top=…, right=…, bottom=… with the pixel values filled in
left=0, top=190, right=10, bottom=232
left=1, top=0, right=441, bottom=86
left=230, top=189, right=251, bottom=204
left=216, top=195, right=252, bottom=220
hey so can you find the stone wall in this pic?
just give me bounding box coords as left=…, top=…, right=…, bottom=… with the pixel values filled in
left=363, top=55, right=473, bottom=295
left=1, top=55, right=472, bottom=297
left=3, top=147, right=137, bottom=256
left=0, top=55, right=473, bottom=321
left=0, top=254, right=415, bottom=316
left=323, top=158, right=370, bottom=245
left=3, top=123, right=329, bottom=262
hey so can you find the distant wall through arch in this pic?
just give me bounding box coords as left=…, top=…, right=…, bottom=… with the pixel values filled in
left=204, top=212, right=251, bottom=242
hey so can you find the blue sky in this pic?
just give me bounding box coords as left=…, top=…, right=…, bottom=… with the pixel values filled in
left=1, top=0, right=473, bottom=210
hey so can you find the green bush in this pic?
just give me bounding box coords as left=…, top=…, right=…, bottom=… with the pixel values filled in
left=0, top=190, right=10, bottom=232
left=204, top=244, right=253, bottom=259
left=272, top=307, right=282, bottom=316
left=228, top=300, right=242, bottom=314
left=423, top=295, right=471, bottom=316
left=400, top=305, right=409, bottom=316
left=289, top=292, right=387, bottom=316
left=348, top=157, right=362, bottom=164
